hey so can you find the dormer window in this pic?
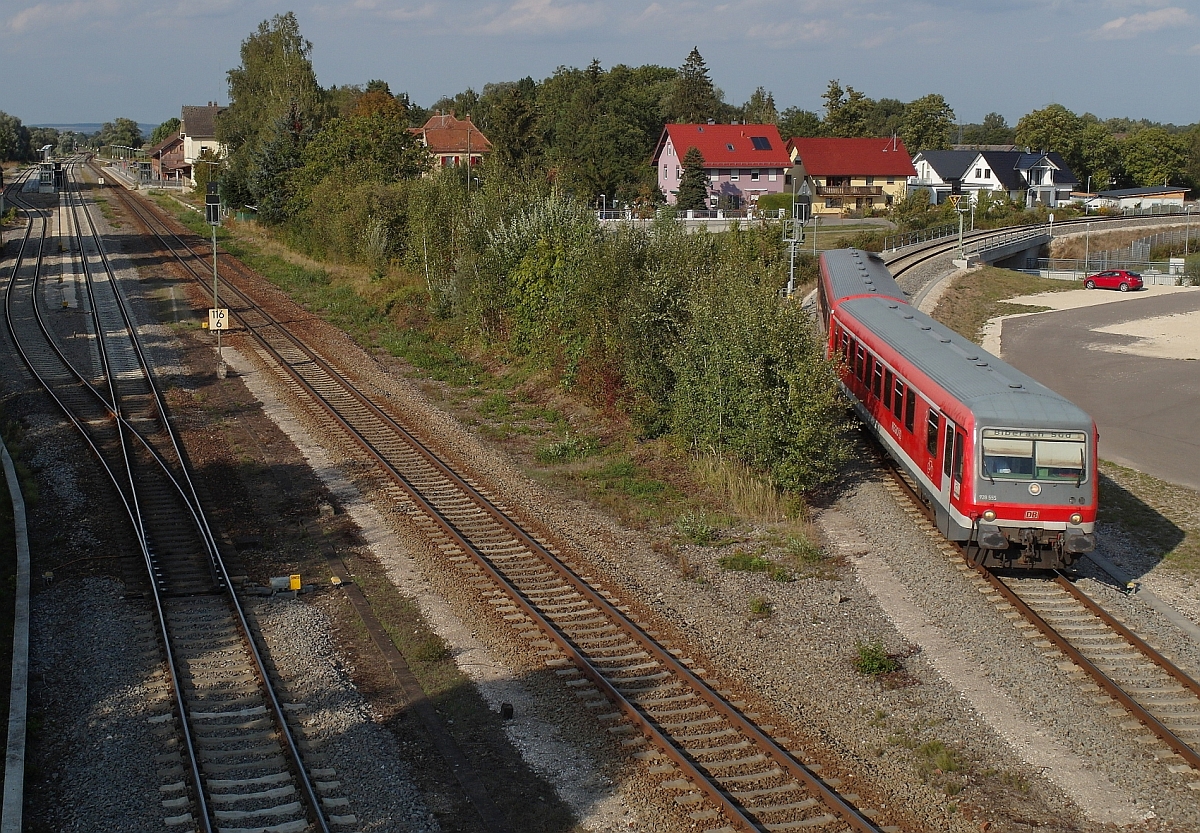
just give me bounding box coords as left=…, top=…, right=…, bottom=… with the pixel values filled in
left=726, top=143, right=735, bottom=151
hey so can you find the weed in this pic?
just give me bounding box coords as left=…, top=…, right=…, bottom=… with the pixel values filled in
left=411, top=633, right=450, bottom=663
left=535, top=432, right=600, bottom=464
left=748, top=596, right=772, bottom=616
left=998, top=770, right=1030, bottom=793
left=917, top=740, right=963, bottom=774
left=717, top=549, right=793, bottom=582
left=692, top=454, right=797, bottom=522
left=478, top=392, right=511, bottom=418
left=675, top=511, right=717, bottom=545
left=853, top=640, right=901, bottom=676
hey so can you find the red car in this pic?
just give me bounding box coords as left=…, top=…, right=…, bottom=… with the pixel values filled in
left=1084, top=270, right=1143, bottom=291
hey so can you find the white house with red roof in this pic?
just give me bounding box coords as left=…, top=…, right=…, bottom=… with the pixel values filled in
left=652, top=123, right=791, bottom=208
left=786, top=137, right=917, bottom=216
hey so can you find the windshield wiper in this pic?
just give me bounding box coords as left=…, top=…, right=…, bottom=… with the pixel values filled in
left=983, top=460, right=995, bottom=485
left=1077, top=448, right=1085, bottom=488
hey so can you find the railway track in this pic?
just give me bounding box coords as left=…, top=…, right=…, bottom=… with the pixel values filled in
left=99, top=168, right=901, bottom=831
left=4, top=162, right=346, bottom=832
left=881, top=470, right=1200, bottom=790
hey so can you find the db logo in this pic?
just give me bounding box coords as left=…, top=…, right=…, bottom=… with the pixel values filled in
left=1024, top=510, right=1039, bottom=520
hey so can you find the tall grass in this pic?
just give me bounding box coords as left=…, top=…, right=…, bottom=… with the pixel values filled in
left=691, top=453, right=795, bottom=523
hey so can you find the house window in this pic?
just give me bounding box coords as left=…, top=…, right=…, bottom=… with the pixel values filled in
left=730, top=170, right=739, bottom=181
left=676, top=166, right=680, bottom=179
left=768, top=170, right=777, bottom=181
left=887, top=177, right=894, bottom=184
left=984, top=169, right=991, bottom=179
left=825, top=198, right=841, bottom=208
left=751, top=169, right=760, bottom=182
left=668, top=145, right=674, bottom=156
left=975, top=168, right=981, bottom=178
left=865, top=176, right=874, bottom=186
left=663, top=165, right=668, bottom=178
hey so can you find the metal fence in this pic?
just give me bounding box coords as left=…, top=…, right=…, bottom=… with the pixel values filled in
left=883, top=223, right=957, bottom=251
left=1023, top=258, right=1195, bottom=285
left=1086, top=224, right=1197, bottom=265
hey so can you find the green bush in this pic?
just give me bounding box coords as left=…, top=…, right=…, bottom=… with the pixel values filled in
left=718, top=549, right=793, bottom=582
left=853, top=640, right=901, bottom=676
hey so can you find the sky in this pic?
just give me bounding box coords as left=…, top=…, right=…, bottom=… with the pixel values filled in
left=2, top=0, right=1198, bottom=129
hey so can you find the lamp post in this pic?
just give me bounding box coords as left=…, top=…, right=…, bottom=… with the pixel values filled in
left=1085, top=175, right=1092, bottom=214
left=1186, top=205, right=1193, bottom=259
left=1084, top=222, right=1091, bottom=281
left=600, top=194, right=606, bottom=218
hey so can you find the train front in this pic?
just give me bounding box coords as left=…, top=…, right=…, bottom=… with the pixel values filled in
left=970, top=412, right=1098, bottom=567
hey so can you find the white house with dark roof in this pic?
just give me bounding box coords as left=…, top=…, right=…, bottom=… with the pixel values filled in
left=911, top=149, right=1078, bottom=207
left=180, top=103, right=227, bottom=183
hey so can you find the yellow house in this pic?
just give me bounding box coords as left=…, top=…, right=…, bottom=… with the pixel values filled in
left=786, top=137, right=916, bottom=216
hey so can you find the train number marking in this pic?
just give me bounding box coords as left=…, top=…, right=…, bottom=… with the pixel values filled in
left=1024, top=510, right=1039, bottom=520
left=891, top=422, right=901, bottom=439
left=978, top=495, right=997, bottom=502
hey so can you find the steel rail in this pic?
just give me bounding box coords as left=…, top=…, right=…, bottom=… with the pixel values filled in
left=65, top=165, right=332, bottom=833
left=7, top=164, right=216, bottom=833
left=107, top=167, right=889, bottom=832
left=1052, top=571, right=1200, bottom=701
left=980, top=570, right=1200, bottom=772
left=881, top=463, right=1200, bottom=774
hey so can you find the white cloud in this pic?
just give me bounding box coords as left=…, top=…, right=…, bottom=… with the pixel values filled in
left=747, top=18, right=833, bottom=48
left=1091, top=6, right=1192, bottom=39
left=472, top=0, right=606, bottom=36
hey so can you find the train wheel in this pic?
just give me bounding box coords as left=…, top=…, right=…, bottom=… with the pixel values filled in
left=1084, top=280, right=1095, bottom=289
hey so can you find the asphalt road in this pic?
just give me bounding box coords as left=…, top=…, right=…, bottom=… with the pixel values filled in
left=1001, top=290, right=1200, bottom=491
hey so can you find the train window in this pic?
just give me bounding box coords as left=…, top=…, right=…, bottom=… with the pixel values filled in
left=926, top=411, right=940, bottom=455
left=952, top=431, right=965, bottom=481
left=943, top=425, right=954, bottom=477
left=883, top=369, right=893, bottom=409
left=872, top=362, right=883, bottom=399
left=843, top=334, right=852, bottom=363
left=864, top=354, right=874, bottom=390
left=855, top=345, right=866, bottom=380
left=904, top=388, right=916, bottom=433
left=892, top=380, right=904, bottom=419
left=980, top=430, right=1087, bottom=482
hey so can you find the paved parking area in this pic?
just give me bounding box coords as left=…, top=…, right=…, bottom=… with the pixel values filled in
left=995, top=287, right=1200, bottom=490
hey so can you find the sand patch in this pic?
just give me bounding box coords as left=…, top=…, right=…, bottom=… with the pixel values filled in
left=1091, top=311, right=1200, bottom=360
left=981, top=286, right=1200, bottom=357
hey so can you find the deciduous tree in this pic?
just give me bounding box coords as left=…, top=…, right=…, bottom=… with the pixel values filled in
left=821, top=80, right=873, bottom=138
left=900, top=94, right=955, bottom=152
left=778, top=107, right=821, bottom=139
left=219, top=12, right=325, bottom=207
left=149, top=118, right=181, bottom=146
left=1120, top=128, right=1189, bottom=186
left=99, top=118, right=143, bottom=151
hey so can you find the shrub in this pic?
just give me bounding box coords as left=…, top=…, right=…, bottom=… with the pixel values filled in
left=748, top=595, right=772, bottom=616
left=675, top=511, right=716, bottom=545
left=534, top=432, right=600, bottom=464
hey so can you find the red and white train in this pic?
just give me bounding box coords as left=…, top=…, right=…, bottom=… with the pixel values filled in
left=817, top=249, right=1096, bottom=568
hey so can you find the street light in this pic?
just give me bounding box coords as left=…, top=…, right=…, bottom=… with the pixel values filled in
left=1085, top=175, right=1092, bottom=214
left=600, top=194, right=606, bottom=216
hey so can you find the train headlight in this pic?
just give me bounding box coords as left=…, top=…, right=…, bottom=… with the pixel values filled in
left=1070, top=513, right=1083, bottom=525
left=982, top=510, right=996, bottom=522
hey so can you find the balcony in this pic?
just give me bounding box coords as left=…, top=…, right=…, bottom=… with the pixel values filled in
left=815, top=185, right=884, bottom=197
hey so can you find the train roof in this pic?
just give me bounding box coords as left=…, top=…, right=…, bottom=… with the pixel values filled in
left=821, top=249, right=907, bottom=306
left=840, top=296, right=1094, bottom=431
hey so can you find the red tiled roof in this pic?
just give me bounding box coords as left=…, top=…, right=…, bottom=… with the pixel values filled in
left=786, top=138, right=916, bottom=177
left=654, top=123, right=791, bottom=168
left=409, top=113, right=492, bottom=155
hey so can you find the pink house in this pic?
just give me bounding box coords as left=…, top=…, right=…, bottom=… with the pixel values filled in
left=651, top=123, right=791, bottom=208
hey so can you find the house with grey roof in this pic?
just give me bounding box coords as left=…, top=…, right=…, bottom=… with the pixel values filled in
left=910, top=149, right=1078, bottom=207
left=180, top=103, right=227, bottom=184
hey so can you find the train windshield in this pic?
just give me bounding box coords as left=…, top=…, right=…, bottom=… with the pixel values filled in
left=980, top=429, right=1088, bottom=482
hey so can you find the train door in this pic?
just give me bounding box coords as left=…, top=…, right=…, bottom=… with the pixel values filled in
left=937, top=418, right=966, bottom=538
left=940, top=418, right=956, bottom=508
